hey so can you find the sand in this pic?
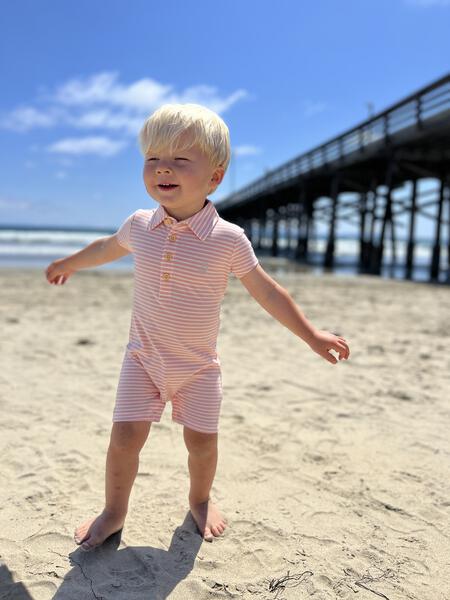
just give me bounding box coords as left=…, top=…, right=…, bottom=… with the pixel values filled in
left=1, top=262, right=449, bottom=599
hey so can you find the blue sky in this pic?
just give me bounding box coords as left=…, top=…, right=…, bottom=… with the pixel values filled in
left=1, top=0, right=449, bottom=233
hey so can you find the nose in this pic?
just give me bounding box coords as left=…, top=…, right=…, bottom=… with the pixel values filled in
left=156, top=163, right=172, bottom=173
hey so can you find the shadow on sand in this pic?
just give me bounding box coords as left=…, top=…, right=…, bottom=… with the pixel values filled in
left=53, top=511, right=206, bottom=599
left=0, top=564, right=34, bottom=599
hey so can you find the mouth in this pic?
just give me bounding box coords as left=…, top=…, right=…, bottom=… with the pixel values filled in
left=158, top=184, right=179, bottom=191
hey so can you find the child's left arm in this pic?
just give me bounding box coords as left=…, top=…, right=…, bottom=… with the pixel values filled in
left=239, top=265, right=350, bottom=365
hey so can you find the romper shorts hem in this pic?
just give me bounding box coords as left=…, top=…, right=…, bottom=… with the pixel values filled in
left=171, top=416, right=219, bottom=435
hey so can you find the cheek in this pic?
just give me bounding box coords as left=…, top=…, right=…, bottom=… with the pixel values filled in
left=143, top=171, right=153, bottom=189
left=183, top=167, right=204, bottom=182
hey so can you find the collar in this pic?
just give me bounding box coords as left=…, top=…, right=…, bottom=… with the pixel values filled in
left=147, top=198, right=219, bottom=241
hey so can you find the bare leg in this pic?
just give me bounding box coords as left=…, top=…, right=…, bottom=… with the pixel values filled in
left=183, top=427, right=228, bottom=542
left=74, top=421, right=151, bottom=551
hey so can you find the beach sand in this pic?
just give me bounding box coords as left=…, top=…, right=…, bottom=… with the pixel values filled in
left=1, top=264, right=449, bottom=599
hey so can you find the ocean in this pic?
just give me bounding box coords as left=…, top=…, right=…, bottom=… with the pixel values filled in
left=0, top=225, right=448, bottom=283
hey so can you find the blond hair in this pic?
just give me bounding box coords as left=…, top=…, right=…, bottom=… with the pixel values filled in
left=138, top=103, right=231, bottom=174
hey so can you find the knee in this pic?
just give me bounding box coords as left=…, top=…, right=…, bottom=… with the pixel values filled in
left=110, top=421, right=150, bottom=453
left=184, top=428, right=217, bottom=458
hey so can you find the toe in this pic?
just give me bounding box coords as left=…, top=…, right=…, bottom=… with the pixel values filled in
left=211, top=525, right=221, bottom=536
left=74, top=534, right=85, bottom=545
left=79, top=534, right=96, bottom=551
left=81, top=542, right=93, bottom=551
left=203, top=528, right=213, bottom=542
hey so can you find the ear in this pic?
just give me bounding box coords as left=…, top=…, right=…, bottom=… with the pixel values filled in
left=210, top=165, right=225, bottom=188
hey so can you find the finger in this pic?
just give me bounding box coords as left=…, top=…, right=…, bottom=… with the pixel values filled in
left=336, top=342, right=348, bottom=359
left=331, top=341, right=346, bottom=354
left=335, top=340, right=349, bottom=359
left=324, top=351, right=337, bottom=364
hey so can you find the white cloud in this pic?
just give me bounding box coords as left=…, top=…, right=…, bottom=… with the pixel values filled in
left=2, top=71, right=249, bottom=140
left=47, top=136, right=127, bottom=157
left=51, top=72, right=172, bottom=110
left=65, top=108, right=144, bottom=135
left=51, top=73, right=249, bottom=115
left=232, top=145, right=262, bottom=157
left=303, top=100, right=327, bottom=118
left=0, top=106, right=61, bottom=131
left=0, top=195, right=32, bottom=211
left=173, top=85, right=248, bottom=114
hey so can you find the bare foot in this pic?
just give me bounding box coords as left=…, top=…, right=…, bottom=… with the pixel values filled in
left=74, top=509, right=126, bottom=551
left=189, top=497, right=228, bottom=542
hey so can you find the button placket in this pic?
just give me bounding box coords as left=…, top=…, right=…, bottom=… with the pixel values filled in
left=159, top=220, right=177, bottom=299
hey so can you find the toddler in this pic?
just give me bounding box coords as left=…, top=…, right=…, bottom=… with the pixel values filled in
left=45, top=103, right=350, bottom=549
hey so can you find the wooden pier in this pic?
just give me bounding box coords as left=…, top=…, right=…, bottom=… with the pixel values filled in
left=216, top=74, right=450, bottom=282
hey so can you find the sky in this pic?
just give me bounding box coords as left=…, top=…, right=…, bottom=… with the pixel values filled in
left=0, top=0, right=449, bottom=234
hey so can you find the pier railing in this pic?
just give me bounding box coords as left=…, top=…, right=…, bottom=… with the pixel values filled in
left=218, top=73, right=450, bottom=207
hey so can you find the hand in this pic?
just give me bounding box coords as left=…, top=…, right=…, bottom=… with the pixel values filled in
left=45, top=258, right=76, bottom=285
left=307, top=329, right=350, bottom=364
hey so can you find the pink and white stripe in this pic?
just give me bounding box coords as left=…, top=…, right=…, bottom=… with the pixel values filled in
left=112, top=198, right=259, bottom=433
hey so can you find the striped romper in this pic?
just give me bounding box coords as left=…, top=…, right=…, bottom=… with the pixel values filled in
left=113, top=198, right=259, bottom=434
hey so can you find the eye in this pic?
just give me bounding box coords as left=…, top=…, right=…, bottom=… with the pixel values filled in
left=146, top=157, right=187, bottom=161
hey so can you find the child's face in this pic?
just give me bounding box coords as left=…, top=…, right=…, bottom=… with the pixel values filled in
left=143, top=131, right=224, bottom=217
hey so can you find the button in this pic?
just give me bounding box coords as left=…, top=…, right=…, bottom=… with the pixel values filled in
left=164, top=253, right=173, bottom=261
left=169, top=234, right=177, bottom=241
left=164, top=217, right=172, bottom=226
left=162, top=272, right=171, bottom=281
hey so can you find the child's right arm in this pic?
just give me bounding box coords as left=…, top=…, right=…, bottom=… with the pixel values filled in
left=45, top=234, right=130, bottom=285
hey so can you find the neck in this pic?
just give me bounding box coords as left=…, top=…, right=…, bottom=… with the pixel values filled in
left=163, top=198, right=208, bottom=222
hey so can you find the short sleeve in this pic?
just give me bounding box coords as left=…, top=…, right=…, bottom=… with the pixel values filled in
left=230, top=231, right=259, bottom=278
left=115, top=211, right=137, bottom=252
